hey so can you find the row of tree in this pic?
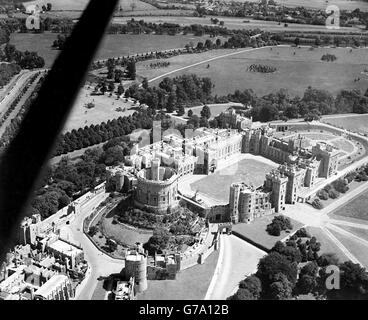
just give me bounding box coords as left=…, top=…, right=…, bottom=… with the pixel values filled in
left=0, top=62, right=20, bottom=87
left=1, top=44, right=45, bottom=69
left=229, top=230, right=368, bottom=300
left=54, top=109, right=169, bottom=156
left=213, top=86, right=368, bottom=125
left=31, top=135, right=136, bottom=220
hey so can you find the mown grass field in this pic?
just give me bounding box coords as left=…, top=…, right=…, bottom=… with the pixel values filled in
left=306, top=227, right=348, bottom=263
left=146, top=46, right=368, bottom=97
left=232, top=215, right=303, bottom=250
left=23, top=0, right=157, bottom=12
left=112, top=15, right=363, bottom=33
left=190, top=158, right=276, bottom=202
left=323, top=114, right=368, bottom=133
left=329, top=229, right=368, bottom=269
left=331, top=189, right=368, bottom=221
left=9, top=32, right=216, bottom=67
left=240, top=0, right=368, bottom=11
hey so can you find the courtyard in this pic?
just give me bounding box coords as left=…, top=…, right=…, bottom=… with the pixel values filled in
left=186, top=155, right=278, bottom=204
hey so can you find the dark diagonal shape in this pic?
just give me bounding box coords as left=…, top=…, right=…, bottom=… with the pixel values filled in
left=0, top=0, right=118, bottom=262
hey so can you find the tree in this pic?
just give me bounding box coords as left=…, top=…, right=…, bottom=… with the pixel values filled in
left=88, top=226, right=98, bottom=237
left=58, top=195, right=71, bottom=209
left=103, top=146, right=125, bottom=166
left=177, top=105, right=185, bottom=116
left=294, top=37, right=300, bottom=46
left=47, top=3, right=52, bottom=11
left=117, top=84, right=125, bottom=96
left=126, top=60, right=136, bottom=80
left=317, top=253, right=339, bottom=267
left=142, top=77, right=149, bottom=90
left=200, top=105, right=211, bottom=119
left=188, top=109, right=193, bottom=117
left=297, top=274, right=317, bottom=294
left=227, top=288, right=255, bottom=300
left=269, top=273, right=293, bottom=300
left=144, top=228, right=171, bottom=254
left=238, top=275, right=262, bottom=299
left=257, top=252, right=298, bottom=290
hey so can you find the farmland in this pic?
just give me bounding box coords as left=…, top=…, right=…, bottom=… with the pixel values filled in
left=241, top=0, right=368, bottom=11
left=112, top=15, right=364, bottom=33
left=145, top=46, right=368, bottom=97
left=9, top=32, right=217, bottom=67
left=23, top=0, right=157, bottom=12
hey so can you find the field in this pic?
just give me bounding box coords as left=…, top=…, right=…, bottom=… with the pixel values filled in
left=137, top=250, right=219, bottom=300
left=329, top=229, right=368, bottom=268
left=9, top=33, right=217, bottom=68
left=306, top=227, right=349, bottom=263
left=145, top=46, right=368, bottom=97
left=62, top=86, right=136, bottom=132
left=101, top=216, right=153, bottom=247
left=23, top=0, right=157, bottom=12
left=241, top=0, right=368, bottom=11
left=190, top=158, right=277, bottom=202
left=232, top=215, right=304, bottom=250
left=112, top=16, right=363, bottom=33
left=331, top=189, right=368, bottom=221
left=323, top=114, right=368, bottom=134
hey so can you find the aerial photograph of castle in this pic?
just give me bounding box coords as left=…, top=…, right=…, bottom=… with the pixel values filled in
left=1, top=0, right=368, bottom=308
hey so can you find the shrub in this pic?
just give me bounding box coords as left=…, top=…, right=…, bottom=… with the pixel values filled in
left=332, top=179, right=349, bottom=194
left=295, top=228, right=311, bottom=238
left=312, top=199, right=324, bottom=210
left=328, top=189, right=340, bottom=199
left=317, top=189, right=329, bottom=201
left=266, top=216, right=293, bottom=236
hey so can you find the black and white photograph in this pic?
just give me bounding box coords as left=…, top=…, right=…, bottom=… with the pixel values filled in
left=0, top=0, right=367, bottom=310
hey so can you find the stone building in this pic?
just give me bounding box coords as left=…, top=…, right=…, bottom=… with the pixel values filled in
left=312, top=143, right=339, bottom=178
left=135, top=159, right=179, bottom=213
left=229, top=183, right=273, bottom=224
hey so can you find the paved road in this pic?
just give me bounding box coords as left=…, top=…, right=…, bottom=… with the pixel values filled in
left=207, top=234, right=266, bottom=300
left=60, top=192, right=124, bottom=300
left=0, top=70, right=42, bottom=115
left=0, top=72, right=43, bottom=138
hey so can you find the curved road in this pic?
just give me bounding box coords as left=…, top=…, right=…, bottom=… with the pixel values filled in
left=59, top=192, right=124, bottom=300
left=208, top=234, right=266, bottom=300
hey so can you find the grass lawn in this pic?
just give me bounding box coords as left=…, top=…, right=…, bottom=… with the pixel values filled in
left=330, top=138, right=355, bottom=154
left=306, top=227, right=348, bottom=263
left=329, top=229, right=368, bottom=269
left=146, top=46, right=368, bottom=97
left=299, top=132, right=336, bottom=141
left=335, top=225, right=368, bottom=243
left=137, top=250, right=219, bottom=300
left=113, top=16, right=363, bottom=32
left=241, top=0, right=368, bottom=11
left=190, top=158, right=276, bottom=202
left=232, top=215, right=304, bottom=250
left=101, top=216, right=153, bottom=247
left=24, top=0, right=157, bottom=12
left=331, top=188, right=368, bottom=221
left=10, top=33, right=217, bottom=68
left=62, top=86, right=136, bottom=132
left=323, top=115, right=368, bottom=134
